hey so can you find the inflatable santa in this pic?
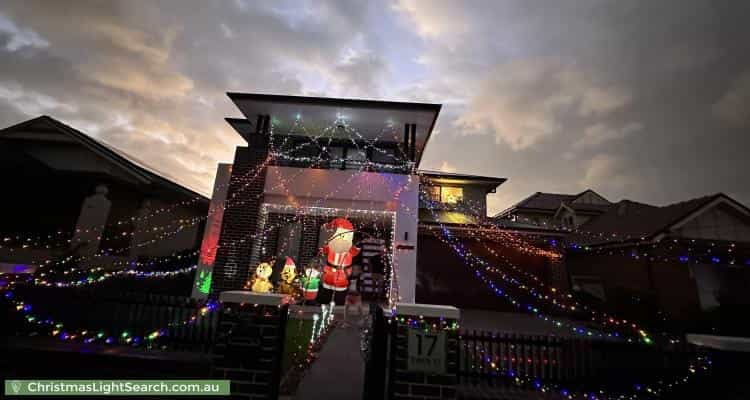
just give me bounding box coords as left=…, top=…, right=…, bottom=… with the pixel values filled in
left=317, top=217, right=360, bottom=305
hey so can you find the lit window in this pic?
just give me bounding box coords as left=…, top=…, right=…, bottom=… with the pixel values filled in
left=425, top=186, right=441, bottom=203
left=441, top=187, right=463, bottom=204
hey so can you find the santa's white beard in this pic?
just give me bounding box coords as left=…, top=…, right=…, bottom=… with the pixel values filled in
left=329, top=238, right=352, bottom=254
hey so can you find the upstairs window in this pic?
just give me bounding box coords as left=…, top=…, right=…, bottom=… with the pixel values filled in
left=440, top=186, right=463, bottom=204
left=425, top=186, right=441, bottom=204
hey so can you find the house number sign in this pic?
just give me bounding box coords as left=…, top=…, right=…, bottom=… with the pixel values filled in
left=407, top=328, right=447, bottom=373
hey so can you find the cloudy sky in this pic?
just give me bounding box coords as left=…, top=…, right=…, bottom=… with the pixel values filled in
left=1, top=0, right=749, bottom=214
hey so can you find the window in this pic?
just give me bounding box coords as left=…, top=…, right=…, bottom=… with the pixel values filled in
left=371, top=147, right=398, bottom=164
left=345, top=149, right=367, bottom=166
left=425, top=186, right=441, bottom=203
left=440, top=186, right=463, bottom=204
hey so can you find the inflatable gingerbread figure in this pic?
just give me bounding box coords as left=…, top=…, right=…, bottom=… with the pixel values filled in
left=317, top=217, right=360, bottom=305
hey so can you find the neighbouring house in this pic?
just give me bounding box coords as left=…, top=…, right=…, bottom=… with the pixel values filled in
left=0, top=116, right=209, bottom=273
left=565, top=193, right=750, bottom=330
left=418, top=171, right=506, bottom=225
left=415, top=172, right=567, bottom=310
left=494, top=189, right=612, bottom=228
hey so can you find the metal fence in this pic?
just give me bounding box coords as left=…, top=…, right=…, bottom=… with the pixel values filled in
left=457, top=329, right=694, bottom=392
left=8, top=286, right=219, bottom=351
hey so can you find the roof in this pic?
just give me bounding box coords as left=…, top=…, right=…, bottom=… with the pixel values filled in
left=226, top=93, right=441, bottom=168
left=418, top=170, right=506, bottom=193
left=0, top=116, right=209, bottom=202
left=573, top=193, right=750, bottom=245
left=495, top=189, right=611, bottom=218
left=225, top=117, right=254, bottom=143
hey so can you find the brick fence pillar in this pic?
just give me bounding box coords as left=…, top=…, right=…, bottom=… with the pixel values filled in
left=389, top=303, right=460, bottom=400
left=212, top=291, right=289, bottom=400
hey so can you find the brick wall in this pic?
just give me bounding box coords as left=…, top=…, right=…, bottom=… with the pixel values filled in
left=389, top=315, right=459, bottom=400
left=212, top=141, right=269, bottom=294
left=211, top=303, right=288, bottom=399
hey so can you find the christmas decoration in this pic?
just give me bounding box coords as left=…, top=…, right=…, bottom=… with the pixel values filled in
left=318, top=217, right=360, bottom=305
left=248, top=262, right=274, bottom=293
left=300, top=262, right=322, bottom=302
left=4, top=289, right=220, bottom=348
left=277, top=256, right=301, bottom=298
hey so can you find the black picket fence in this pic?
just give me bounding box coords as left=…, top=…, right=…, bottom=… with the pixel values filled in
left=457, top=329, right=696, bottom=393
left=6, top=285, right=219, bottom=352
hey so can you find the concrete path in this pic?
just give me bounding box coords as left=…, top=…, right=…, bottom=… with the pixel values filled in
left=294, top=320, right=365, bottom=400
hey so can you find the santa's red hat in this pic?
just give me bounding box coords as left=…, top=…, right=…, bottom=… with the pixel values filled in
left=284, top=256, right=296, bottom=268
left=326, top=217, right=354, bottom=231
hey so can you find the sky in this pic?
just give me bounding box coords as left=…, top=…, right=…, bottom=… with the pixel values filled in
left=1, top=0, right=749, bottom=215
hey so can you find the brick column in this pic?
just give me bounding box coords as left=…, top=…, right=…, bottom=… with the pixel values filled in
left=390, top=303, right=460, bottom=400
left=212, top=138, right=269, bottom=294
left=212, top=291, right=289, bottom=400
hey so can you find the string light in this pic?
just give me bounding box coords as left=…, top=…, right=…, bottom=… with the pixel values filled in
left=4, top=289, right=219, bottom=348
left=421, top=191, right=655, bottom=343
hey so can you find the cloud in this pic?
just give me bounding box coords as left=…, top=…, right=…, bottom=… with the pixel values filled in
left=712, top=70, right=750, bottom=127
left=572, top=122, right=642, bottom=151
left=0, top=12, right=48, bottom=51
left=578, top=87, right=632, bottom=117
left=454, top=60, right=632, bottom=150
left=0, top=82, right=76, bottom=115
left=1, top=0, right=749, bottom=211
left=392, top=0, right=471, bottom=39
left=580, top=154, right=636, bottom=194
left=220, top=23, right=234, bottom=39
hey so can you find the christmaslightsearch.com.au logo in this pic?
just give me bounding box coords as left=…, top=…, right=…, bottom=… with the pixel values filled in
left=4, top=380, right=230, bottom=396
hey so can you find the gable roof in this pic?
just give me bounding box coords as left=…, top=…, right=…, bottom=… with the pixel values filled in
left=573, top=193, right=750, bottom=245
left=507, top=192, right=577, bottom=212
left=0, top=116, right=209, bottom=202
left=495, top=189, right=610, bottom=218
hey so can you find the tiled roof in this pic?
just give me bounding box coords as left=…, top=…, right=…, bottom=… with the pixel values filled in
left=495, top=189, right=611, bottom=218
left=514, top=192, right=578, bottom=210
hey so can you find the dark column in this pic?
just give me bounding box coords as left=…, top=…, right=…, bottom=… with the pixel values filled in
left=388, top=303, right=460, bottom=400
left=403, top=123, right=411, bottom=160
left=212, top=291, right=289, bottom=399
left=409, top=123, right=417, bottom=161
left=211, top=119, right=270, bottom=294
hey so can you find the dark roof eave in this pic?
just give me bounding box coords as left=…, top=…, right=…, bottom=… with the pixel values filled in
left=227, top=92, right=442, bottom=113
left=418, top=171, right=506, bottom=192
left=2, top=116, right=209, bottom=203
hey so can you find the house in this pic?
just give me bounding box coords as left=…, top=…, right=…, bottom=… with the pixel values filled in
left=566, top=193, right=750, bottom=328
left=208, top=93, right=442, bottom=303
left=494, top=189, right=612, bottom=228
left=0, top=116, right=209, bottom=272
left=206, top=93, right=570, bottom=309
left=418, top=171, right=506, bottom=225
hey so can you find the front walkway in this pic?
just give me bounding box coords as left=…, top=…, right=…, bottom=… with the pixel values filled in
left=294, top=317, right=365, bottom=400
